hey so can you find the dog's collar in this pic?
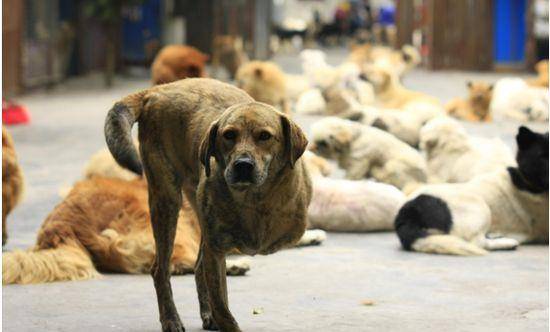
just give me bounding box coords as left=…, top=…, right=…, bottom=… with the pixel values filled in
left=507, top=167, right=548, bottom=194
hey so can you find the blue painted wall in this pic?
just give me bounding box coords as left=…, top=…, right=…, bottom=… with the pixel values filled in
left=494, top=0, right=527, bottom=64
left=122, top=0, right=162, bottom=63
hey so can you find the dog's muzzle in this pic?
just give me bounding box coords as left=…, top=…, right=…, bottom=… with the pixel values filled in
left=226, top=155, right=259, bottom=189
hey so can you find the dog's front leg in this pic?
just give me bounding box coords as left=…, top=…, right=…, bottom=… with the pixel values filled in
left=202, top=245, right=241, bottom=332
left=345, top=158, right=370, bottom=180
left=195, top=240, right=219, bottom=331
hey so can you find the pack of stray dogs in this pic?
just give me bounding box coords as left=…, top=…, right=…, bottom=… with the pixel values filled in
left=2, top=38, right=548, bottom=332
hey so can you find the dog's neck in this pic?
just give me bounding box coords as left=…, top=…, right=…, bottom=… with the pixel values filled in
left=507, top=167, right=548, bottom=195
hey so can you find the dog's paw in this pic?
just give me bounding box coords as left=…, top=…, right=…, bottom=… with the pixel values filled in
left=201, top=313, right=219, bottom=331
left=161, top=318, right=185, bottom=332
left=296, top=229, right=327, bottom=247
left=100, top=228, right=119, bottom=240
left=226, top=257, right=251, bottom=276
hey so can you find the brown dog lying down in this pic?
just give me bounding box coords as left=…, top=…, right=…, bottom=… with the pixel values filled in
left=445, top=81, right=493, bottom=122
left=2, top=127, right=24, bottom=246
left=2, top=177, right=255, bottom=285
left=527, top=60, right=549, bottom=88
left=151, top=45, right=209, bottom=85
left=105, top=78, right=311, bottom=332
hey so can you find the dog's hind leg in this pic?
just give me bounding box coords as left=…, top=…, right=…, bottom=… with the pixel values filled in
left=143, top=152, right=185, bottom=332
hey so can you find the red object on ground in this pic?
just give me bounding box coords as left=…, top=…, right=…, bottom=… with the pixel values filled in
left=2, top=99, right=30, bottom=125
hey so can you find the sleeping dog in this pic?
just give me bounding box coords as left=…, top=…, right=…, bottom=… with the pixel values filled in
left=395, top=126, right=548, bottom=255
left=310, top=117, right=428, bottom=192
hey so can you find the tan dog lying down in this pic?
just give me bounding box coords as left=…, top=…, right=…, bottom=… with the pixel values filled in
left=396, top=126, right=548, bottom=256
left=420, top=117, right=515, bottom=183
left=445, top=81, right=493, bottom=122
left=235, top=60, right=289, bottom=113
left=2, top=127, right=25, bottom=246
left=303, top=151, right=405, bottom=232
left=310, top=117, right=428, bottom=192
left=361, top=64, right=440, bottom=109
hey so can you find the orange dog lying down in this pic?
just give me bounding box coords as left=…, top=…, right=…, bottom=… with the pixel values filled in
left=3, top=177, right=251, bottom=284
left=151, top=45, right=209, bottom=85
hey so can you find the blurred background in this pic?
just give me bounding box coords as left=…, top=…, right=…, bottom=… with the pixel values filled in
left=3, top=0, right=548, bottom=95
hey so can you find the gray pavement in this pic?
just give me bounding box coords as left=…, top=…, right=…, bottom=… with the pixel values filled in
left=3, top=49, right=548, bottom=331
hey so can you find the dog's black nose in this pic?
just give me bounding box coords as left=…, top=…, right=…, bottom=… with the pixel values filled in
left=233, top=157, right=255, bottom=182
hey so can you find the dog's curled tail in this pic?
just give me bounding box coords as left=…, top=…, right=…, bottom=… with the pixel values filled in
left=411, top=235, right=487, bottom=256
left=104, top=91, right=147, bottom=175
left=2, top=245, right=100, bottom=284
left=395, top=194, right=487, bottom=256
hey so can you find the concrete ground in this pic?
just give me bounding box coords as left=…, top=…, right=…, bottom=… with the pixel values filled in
left=3, top=48, right=548, bottom=331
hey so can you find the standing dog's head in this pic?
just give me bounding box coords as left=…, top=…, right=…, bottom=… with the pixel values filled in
left=512, top=126, right=549, bottom=193
left=199, top=102, right=307, bottom=190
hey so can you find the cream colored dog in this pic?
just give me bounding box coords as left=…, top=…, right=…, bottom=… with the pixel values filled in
left=309, top=117, right=428, bottom=191
left=419, top=117, right=515, bottom=183
left=396, top=126, right=548, bottom=255
left=353, top=102, right=443, bottom=147
left=302, top=151, right=405, bottom=232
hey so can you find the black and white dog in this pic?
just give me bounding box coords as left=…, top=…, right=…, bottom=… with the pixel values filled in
left=395, top=126, right=549, bottom=255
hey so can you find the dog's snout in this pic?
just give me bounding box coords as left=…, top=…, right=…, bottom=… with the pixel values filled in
left=233, top=157, right=255, bottom=182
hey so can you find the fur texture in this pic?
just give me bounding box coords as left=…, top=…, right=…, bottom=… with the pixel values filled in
left=310, top=117, right=428, bottom=191
left=445, top=81, right=493, bottom=122
left=2, top=127, right=24, bottom=246
left=420, top=117, right=515, bottom=183
left=396, top=126, right=549, bottom=255
left=151, top=45, right=209, bottom=85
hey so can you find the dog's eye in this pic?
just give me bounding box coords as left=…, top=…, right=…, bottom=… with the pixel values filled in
left=258, top=131, right=272, bottom=141
left=223, top=130, right=237, bottom=140
left=317, top=140, right=328, bottom=148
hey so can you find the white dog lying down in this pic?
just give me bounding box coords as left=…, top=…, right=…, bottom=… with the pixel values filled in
left=309, top=117, right=428, bottom=192
left=302, top=151, right=405, bottom=232
left=491, top=78, right=549, bottom=122
left=395, top=126, right=548, bottom=256
left=419, top=117, right=516, bottom=183
left=351, top=102, right=443, bottom=147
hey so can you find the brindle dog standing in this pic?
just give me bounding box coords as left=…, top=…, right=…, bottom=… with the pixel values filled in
left=105, top=78, right=311, bottom=332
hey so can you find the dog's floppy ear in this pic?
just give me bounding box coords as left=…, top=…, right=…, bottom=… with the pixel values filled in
left=516, top=126, right=537, bottom=150
left=281, top=115, right=308, bottom=169
left=199, top=121, right=219, bottom=177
